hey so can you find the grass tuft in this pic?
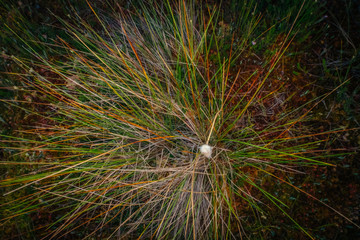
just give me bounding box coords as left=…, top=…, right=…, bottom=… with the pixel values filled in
left=1, top=0, right=358, bottom=239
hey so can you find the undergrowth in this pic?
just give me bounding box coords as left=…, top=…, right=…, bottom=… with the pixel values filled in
left=0, top=0, right=358, bottom=239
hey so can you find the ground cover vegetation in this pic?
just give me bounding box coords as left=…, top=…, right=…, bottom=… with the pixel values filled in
left=0, top=0, right=359, bottom=239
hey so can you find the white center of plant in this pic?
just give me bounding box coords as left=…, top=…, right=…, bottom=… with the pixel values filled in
left=200, top=144, right=212, bottom=158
